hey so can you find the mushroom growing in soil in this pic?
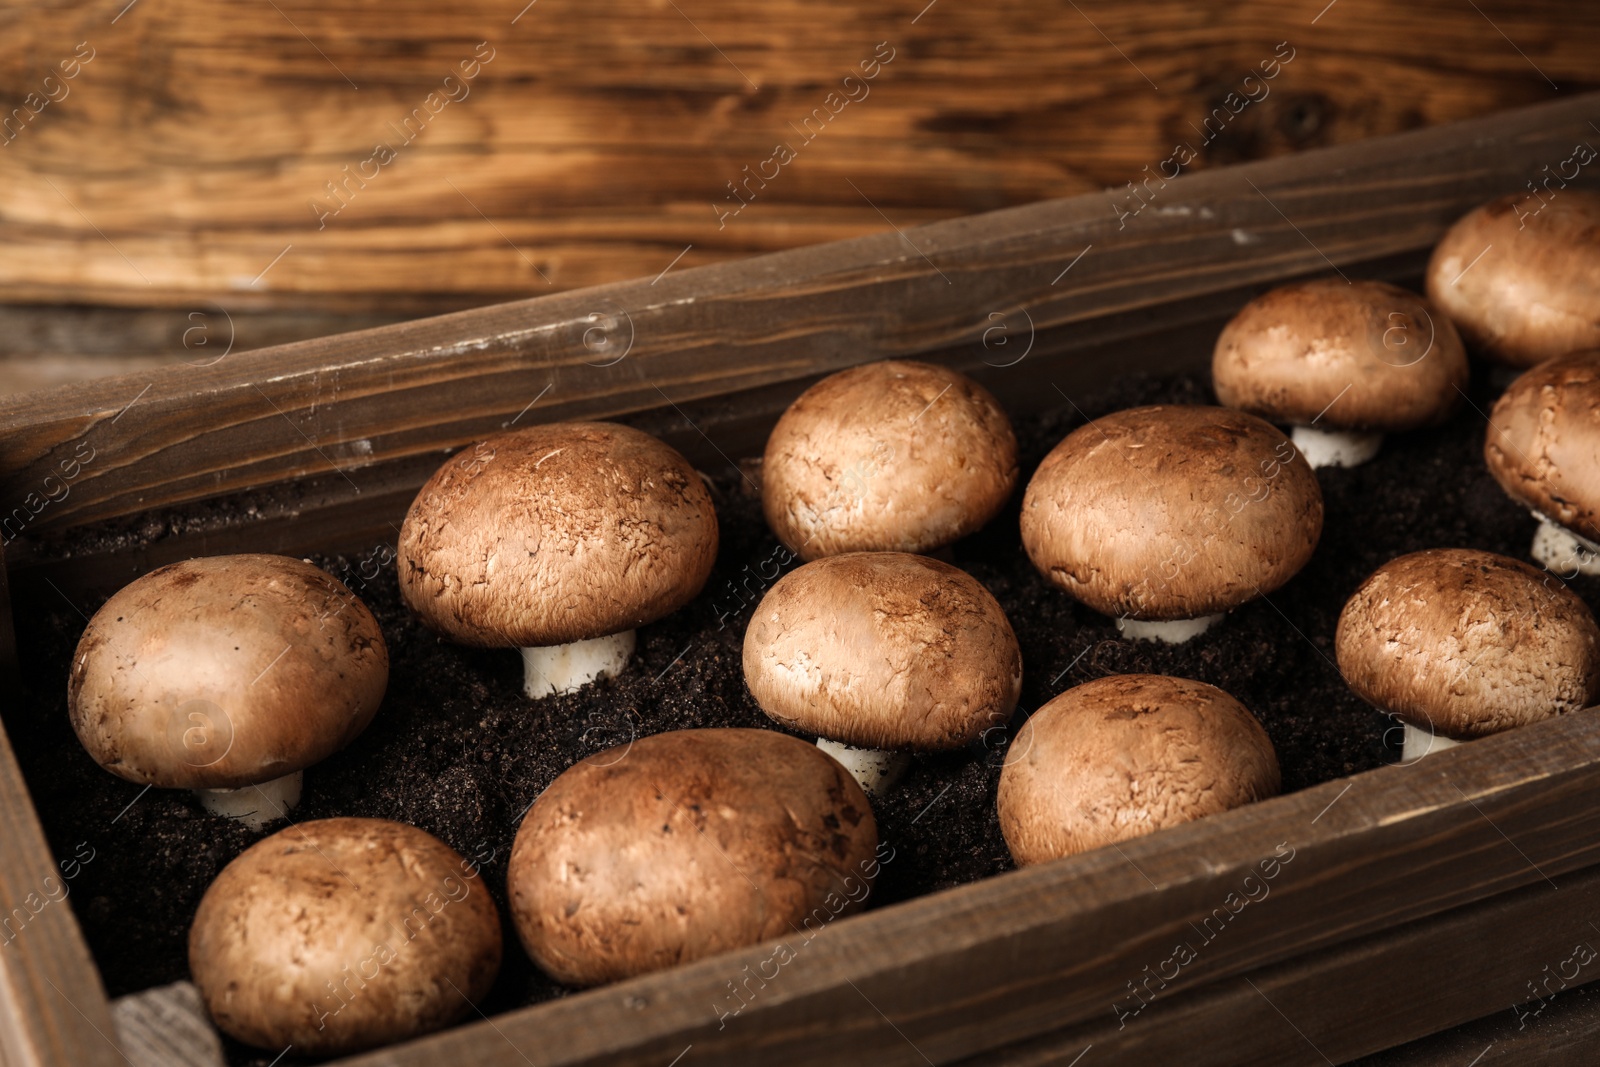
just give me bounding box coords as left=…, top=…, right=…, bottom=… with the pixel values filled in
left=1484, top=350, right=1600, bottom=576
left=398, top=422, right=718, bottom=697
left=1020, top=405, right=1323, bottom=644
left=1336, top=548, right=1600, bottom=762
left=997, top=674, right=1280, bottom=865
left=1425, top=190, right=1600, bottom=369
left=508, top=728, right=878, bottom=987
left=1212, top=279, right=1468, bottom=468
left=189, top=817, right=501, bottom=1056
left=68, top=554, right=387, bottom=830
left=742, top=551, right=1022, bottom=795
left=761, top=359, right=1018, bottom=561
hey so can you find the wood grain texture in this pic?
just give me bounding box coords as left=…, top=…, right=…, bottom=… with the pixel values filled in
left=0, top=1, right=1594, bottom=310
left=0, top=543, right=124, bottom=1067
left=1356, top=983, right=1600, bottom=1065
left=951, top=863, right=1600, bottom=1066
left=109, top=982, right=224, bottom=1067
left=313, top=711, right=1600, bottom=1067
left=1, top=93, right=1597, bottom=549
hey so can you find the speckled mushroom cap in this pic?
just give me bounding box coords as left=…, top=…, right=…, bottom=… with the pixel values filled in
left=997, top=674, right=1280, bottom=865
left=398, top=422, right=718, bottom=647
left=189, top=817, right=501, bottom=1056
left=1019, top=405, right=1323, bottom=621
left=761, top=360, right=1018, bottom=561
left=1335, top=548, right=1600, bottom=740
left=1484, top=350, right=1600, bottom=543
left=1213, top=279, right=1468, bottom=431
left=508, top=728, right=878, bottom=987
left=743, top=552, right=1022, bottom=750
left=1425, top=191, right=1600, bottom=368
left=67, top=554, right=387, bottom=791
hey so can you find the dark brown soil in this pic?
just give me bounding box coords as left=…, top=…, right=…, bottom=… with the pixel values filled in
left=8, top=367, right=1580, bottom=1066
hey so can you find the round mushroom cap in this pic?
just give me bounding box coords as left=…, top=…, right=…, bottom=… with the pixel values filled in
left=1425, top=190, right=1600, bottom=368
left=1213, top=279, right=1468, bottom=432
left=1335, top=548, right=1600, bottom=740
left=67, top=554, right=387, bottom=791
left=761, top=360, right=1018, bottom=561
left=1020, top=405, right=1323, bottom=621
left=998, top=674, right=1280, bottom=865
left=189, top=817, right=502, bottom=1056
left=743, top=552, right=1022, bottom=750
left=398, top=422, right=718, bottom=648
left=508, top=728, right=878, bottom=987
left=1484, top=350, right=1600, bottom=543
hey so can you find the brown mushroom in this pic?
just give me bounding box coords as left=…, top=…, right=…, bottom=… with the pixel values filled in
left=398, top=422, right=718, bottom=697
left=1336, top=548, right=1600, bottom=761
left=68, top=554, right=387, bottom=829
left=761, top=360, right=1018, bottom=561
left=507, top=728, right=879, bottom=987
left=1484, top=350, right=1600, bottom=576
left=1213, top=279, right=1468, bottom=467
left=1426, top=190, right=1600, bottom=368
left=189, top=817, right=501, bottom=1056
left=1020, top=405, right=1323, bottom=643
left=997, top=674, right=1280, bottom=865
left=742, top=552, right=1022, bottom=794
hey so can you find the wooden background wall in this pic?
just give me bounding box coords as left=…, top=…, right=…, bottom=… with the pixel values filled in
left=0, top=0, right=1597, bottom=391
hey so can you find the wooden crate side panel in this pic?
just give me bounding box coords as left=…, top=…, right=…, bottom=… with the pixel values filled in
left=954, top=861, right=1600, bottom=1065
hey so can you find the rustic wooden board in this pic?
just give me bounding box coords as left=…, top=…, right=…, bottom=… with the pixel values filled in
left=316, top=710, right=1600, bottom=1067
left=953, top=858, right=1600, bottom=1065
left=0, top=1, right=1594, bottom=310
left=2, top=94, right=1597, bottom=549
left=1357, top=984, right=1600, bottom=1065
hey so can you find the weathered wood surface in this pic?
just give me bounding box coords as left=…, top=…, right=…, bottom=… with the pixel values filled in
left=1358, top=981, right=1600, bottom=1065
left=319, top=711, right=1600, bottom=1067
left=109, top=981, right=224, bottom=1067
left=953, top=862, right=1600, bottom=1065
left=2, top=93, right=1597, bottom=552
left=0, top=1, right=1594, bottom=311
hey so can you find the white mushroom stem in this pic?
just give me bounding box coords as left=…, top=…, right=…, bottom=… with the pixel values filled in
left=1290, top=425, right=1384, bottom=469
left=816, top=738, right=911, bottom=798
left=1401, top=723, right=1460, bottom=764
left=1116, top=613, right=1225, bottom=645
left=521, top=631, right=637, bottom=698
left=1530, top=511, right=1600, bottom=577
left=196, top=771, right=303, bottom=831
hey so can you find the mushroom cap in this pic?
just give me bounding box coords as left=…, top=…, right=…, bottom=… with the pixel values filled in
left=761, top=360, right=1018, bottom=561
left=188, top=817, right=502, bottom=1056
left=67, top=554, right=387, bottom=791
left=1425, top=190, right=1600, bottom=368
left=997, top=674, right=1280, bottom=865
left=397, top=421, right=718, bottom=648
left=743, top=552, right=1022, bottom=750
left=1335, top=548, right=1600, bottom=740
left=1484, top=350, right=1600, bottom=543
left=508, top=728, right=878, bottom=987
left=1212, top=279, right=1468, bottom=431
left=1019, top=405, right=1323, bottom=621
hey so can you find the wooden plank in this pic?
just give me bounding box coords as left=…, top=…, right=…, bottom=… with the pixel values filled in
left=325, top=710, right=1600, bottom=1067
left=0, top=540, right=124, bottom=1067
left=0, top=1, right=1594, bottom=309
left=950, top=855, right=1600, bottom=1065
left=2, top=94, right=1597, bottom=538
left=1355, top=984, right=1600, bottom=1065
left=109, top=982, right=224, bottom=1067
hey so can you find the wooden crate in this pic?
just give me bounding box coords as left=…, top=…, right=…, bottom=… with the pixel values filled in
left=3, top=93, right=1600, bottom=1066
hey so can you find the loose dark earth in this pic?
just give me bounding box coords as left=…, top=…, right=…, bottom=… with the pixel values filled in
left=11, top=367, right=1578, bottom=1066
